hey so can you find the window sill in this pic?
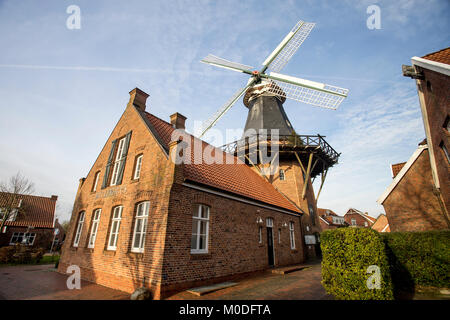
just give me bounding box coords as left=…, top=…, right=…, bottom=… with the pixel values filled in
left=104, top=249, right=116, bottom=256
left=130, top=178, right=140, bottom=183
left=190, top=252, right=211, bottom=260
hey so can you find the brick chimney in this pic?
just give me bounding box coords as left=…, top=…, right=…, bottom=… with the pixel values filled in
left=51, top=195, right=58, bottom=200
left=170, top=112, right=187, bottom=130
left=129, top=87, right=149, bottom=111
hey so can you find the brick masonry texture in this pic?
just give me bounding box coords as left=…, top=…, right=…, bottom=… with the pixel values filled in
left=58, top=90, right=311, bottom=299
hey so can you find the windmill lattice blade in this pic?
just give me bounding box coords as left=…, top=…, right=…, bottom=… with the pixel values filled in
left=267, top=79, right=348, bottom=110
left=201, top=54, right=254, bottom=73
left=199, top=84, right=252, bottom=138
left=265, top=21, right=315, bottom=73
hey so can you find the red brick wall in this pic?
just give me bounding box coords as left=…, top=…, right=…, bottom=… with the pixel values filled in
left=383, top=149, right=448, bottom=231
left=417, top=68, right=450, bottom=216
left=344, top=213, right=372, bottom=228
left=0, top=226, right=53, bottom=249
left=58, top=101, right=306, bottom=299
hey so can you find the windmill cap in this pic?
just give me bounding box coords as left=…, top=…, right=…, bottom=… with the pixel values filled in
left=243, top=82, right=286, bottom=108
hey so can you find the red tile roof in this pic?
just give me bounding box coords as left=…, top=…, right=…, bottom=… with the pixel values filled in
left=391, top=162, right=406, bottom=178
left=422, top=47, right=450, bottom=65
left=318, top=208, right=338, bottom=217
left=143, top=112, right=301, bottom=213
left=0, top=192, right=57, bottom=228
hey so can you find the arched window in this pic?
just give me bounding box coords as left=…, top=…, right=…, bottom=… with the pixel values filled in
left=73, top=211, right=85, bottom=247
left=191, top=204, right=210, bottom=253
left=131, top=201, right=149, bottom=253
left=88, top=209, right=102, bottom=248
left=107, top=206, right=123, bottom=250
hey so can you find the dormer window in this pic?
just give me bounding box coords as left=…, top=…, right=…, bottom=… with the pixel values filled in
left=279, top=169, right=285, bottom=181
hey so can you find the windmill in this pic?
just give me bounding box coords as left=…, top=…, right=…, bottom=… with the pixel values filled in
left=199, top=20, right=349, bottom=138
left=199, top=21, right=346, bottom=244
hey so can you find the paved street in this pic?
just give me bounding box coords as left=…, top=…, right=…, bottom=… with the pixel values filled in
left=166, top=261, right=333, bottom=300
left=0, top=264, right=129, bottom=300
left=0, top=261, right=331, bottom=300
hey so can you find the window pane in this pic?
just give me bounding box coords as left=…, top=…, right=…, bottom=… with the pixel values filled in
left=191, top=235, right=197, bottom=249
left=133, top=233, right=141, bottom=249
left=192, top=220, right=197, bottom=233
left=199, top=235, right=207, bottom=249
left=199, top=221, right=207, bottom=235
left=135, top=219, right=142, bottom=233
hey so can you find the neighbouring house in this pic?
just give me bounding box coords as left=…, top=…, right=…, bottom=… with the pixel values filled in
left=344, top=208, right=377, bottom=228
left=377, top=141, right=448, bottom=231
left=58, top=88, right=307, bottom=299
left=371, top=214, right=390, bottom=233
left=318, top=208, right=347, bottom=230
left=52, top=218, right=66, bottom=251
left=378, top=48, right=450, bottom=231
left=0, top=192, right=58, bottom=249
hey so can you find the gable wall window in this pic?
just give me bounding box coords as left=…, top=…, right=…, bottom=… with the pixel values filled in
left=133, top=154, right=143, bottom=180
left=191, top=204, right=210, bottom=254
left=131, top=201, right=149, bottom=253
left=289, top=222, right=295, bottom=249
left=351, top=218, right=356, bottom=226
left=73, top=211, right=85, bottom=247
left=107, top=206, right=123, bottom=250
left=92, top=171, right=100, bottom=192
left=88, top=209, right=102, bottom=248
left=111, top=137, right=127, bottom=186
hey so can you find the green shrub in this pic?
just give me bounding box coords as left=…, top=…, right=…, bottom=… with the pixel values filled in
left=382, top=230, right=450, bottom=289
left=321, top=228, right=394, bottom=300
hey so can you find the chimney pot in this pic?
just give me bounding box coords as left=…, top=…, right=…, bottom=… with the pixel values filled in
left=129, top=88, right=149, bottom=111
left=170, top=112, right=187, bottom=130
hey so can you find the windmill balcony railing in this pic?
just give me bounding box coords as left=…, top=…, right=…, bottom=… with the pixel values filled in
left=220, top=134, right=340, bottom=163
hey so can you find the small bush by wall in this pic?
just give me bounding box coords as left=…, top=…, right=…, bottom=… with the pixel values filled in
left=382, top=230, right=450, bottom=289
left=321, top=228, right=394, bottom=300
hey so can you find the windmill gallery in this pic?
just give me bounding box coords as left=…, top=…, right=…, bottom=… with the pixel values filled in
left=58, top=20, right=349, bottom=299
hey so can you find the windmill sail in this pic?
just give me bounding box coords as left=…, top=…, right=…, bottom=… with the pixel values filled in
left=265, top=72, right=348, bottom=110
left=199, top=83, right=253, bottom=138
left=201, top=54, right=254, bottom=74
left=262, top=21, right=315, bottom=73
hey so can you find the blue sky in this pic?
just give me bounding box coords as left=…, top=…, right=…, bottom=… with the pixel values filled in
left=0, top=0, right=448, bottom=221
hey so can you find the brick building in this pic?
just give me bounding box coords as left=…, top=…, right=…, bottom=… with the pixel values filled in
left=344, top=208, right=376, bottom=228
left=377, top=48, right=450, bottom=231
left=371, top=214, right=390, bottom=233
left=0, top=192, right=58, bottom=249
left=318, top=208, right=346, bottom=230
left=59, top=88, right=310, bottom=299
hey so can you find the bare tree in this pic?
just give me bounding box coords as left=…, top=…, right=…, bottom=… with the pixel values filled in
left=0, top=172, right=35, bottom=232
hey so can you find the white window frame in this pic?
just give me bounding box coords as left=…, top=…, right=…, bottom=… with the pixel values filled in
left=107, top=206, right=123, bottom=251
left=351, top=218, right=357, bottom=226
left=73, top=211, right=85, bottom=247
left=279, top=169, right=285, bottom=181
left=10, top=232, right=36, bottom=246
left=266, top=218, right=273, bottom=227
left=364, top=221, right=369, bottom=227
left=131, top=201, right=149, bottom=253
left=289, top=222, right=296, bottom=249
left=110, top=137, right=126, bottom=186
left=191, top=204, right=210, bottom=254
left=92, top=171, right=100, bottom=192
left=133, top=155, right=143, bottom=180
left=88, top=209, right=102, bottom=248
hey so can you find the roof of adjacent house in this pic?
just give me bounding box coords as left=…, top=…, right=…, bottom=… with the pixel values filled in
left=422, top=47, right=450, bottom=65
left=0, top=192, right=57, bottom=228
left=317, top=208, right=338, bottom=217
left=391, top=162, right=406, bottom=178
left=377, top=144, right=428, bottom=205
left=371, top=214, right=390, bottom=233
left=344, top=208, right=377, bottom=224
left=142, top=111, right=301, bottom=214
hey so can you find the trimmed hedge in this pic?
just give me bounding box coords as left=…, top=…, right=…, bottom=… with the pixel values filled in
left=382, top=230, right=450, bottom=289
left=321, top=228, right=394, bottom=300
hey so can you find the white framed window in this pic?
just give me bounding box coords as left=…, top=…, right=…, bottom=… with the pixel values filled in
left=289, top=222, right=296, bottom=249
left=364, top=221, right=368, bottom=227
left=10, top=232, right=36, bottom=245
left=73, top=211, right=85, bottom=247
left=351, top=219, right=356, bottom=226
left=191, top=204, right=210, bottom=254
left=133, top=155, right=143, bottom=180
left=131, top=201, right=149, bottom=253
left=266, top=217, right=273, bottom=227
left=107, top=206, right=123, bottom=250
left=279, top=169, right=285, bottom=181
left=92, top=171, right=100, bottom=192
left=110, top=137, right=126, bottom=186
left=88, top=209, right=102, bottom=248
left=258, top=226, right=262, bottom=243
